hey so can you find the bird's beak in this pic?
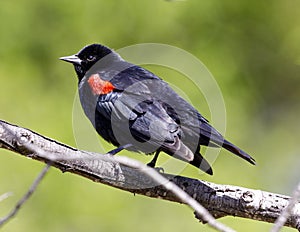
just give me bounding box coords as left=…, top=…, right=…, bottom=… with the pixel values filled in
left=59, top=54, right=82, bottom=65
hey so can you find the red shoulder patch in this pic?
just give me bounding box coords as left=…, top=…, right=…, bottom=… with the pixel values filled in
left=87, top=74, right=115, bottom=95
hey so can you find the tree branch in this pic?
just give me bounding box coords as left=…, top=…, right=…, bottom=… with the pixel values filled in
left=0, top=120, right=299, bottom=230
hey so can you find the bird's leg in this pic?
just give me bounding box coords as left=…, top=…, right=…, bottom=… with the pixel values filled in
left=106, top=144, right=132, bottom=155
left=147, top=151, right=160, bottom=168
left=147, top=151, right=164, bottom=173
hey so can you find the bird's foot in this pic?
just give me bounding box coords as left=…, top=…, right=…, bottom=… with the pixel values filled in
left=146, top=160, right=156, bottom=168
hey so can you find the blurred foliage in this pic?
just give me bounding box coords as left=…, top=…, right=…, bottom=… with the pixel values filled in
left=0, top=0, right=299, bottom=231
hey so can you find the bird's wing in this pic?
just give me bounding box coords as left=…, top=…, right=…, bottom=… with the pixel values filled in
left=113, top=89, right=195, bottom=162
left=107, top=65, right=210, bottom=145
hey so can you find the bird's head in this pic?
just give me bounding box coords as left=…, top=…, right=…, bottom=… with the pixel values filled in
left=60, top=44, right=115, bottom=80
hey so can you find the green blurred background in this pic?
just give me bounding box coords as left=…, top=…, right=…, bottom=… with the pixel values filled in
left=0, top=0, right=299, bottom=231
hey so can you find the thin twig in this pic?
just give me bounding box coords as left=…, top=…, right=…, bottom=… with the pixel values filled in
left=0, top=164, right=51, bottom=228
left=0, top=192, right=13, bottom=203
left=271, top=181, right=300, bottom=232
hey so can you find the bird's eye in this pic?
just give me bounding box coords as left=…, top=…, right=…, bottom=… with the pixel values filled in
left=87, top=55, right=96, bottom=62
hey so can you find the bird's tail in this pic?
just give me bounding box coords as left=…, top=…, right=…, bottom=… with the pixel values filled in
left=199, top=122, right=256, bottom=165
left=222, top=139, right=256, bottom=165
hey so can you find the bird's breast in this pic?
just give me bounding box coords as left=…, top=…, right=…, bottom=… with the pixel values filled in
left=87, top=73, right=116, bottom=95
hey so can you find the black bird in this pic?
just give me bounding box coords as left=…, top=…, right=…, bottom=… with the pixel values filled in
left=60, top=44, right=255, bottom=175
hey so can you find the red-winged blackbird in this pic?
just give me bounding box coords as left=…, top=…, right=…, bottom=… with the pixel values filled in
left=60, top=44, right=255, bottom=175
